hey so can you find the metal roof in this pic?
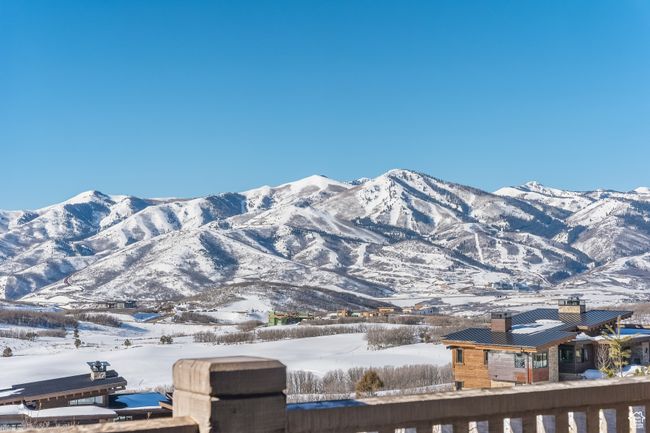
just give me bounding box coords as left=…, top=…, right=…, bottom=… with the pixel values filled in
left=0, top=371, right=127, bottom=406
left=443, top=308, right=631, bottom=348
left=443, top=327, right=577, bottom=349
left=511, top=309, right=632, bottom=329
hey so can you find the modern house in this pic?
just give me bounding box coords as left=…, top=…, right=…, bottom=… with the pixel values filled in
left=442, top=297, right=633, bottom=389
left=0, top=361, right=170, bottom=428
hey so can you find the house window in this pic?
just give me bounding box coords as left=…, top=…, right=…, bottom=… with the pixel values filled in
left=575, top=348, right=582, bottom=363
left=484, top=350, right=489, bottom=365
left=559, top=347, right=574, bottom=363
left=456, top=348, right=464, bottom=364
left=533, top=352, right=548, bottom=368
left=514, top=353, right=526, bottom=368
left=69, top=396, right=103, bottom=406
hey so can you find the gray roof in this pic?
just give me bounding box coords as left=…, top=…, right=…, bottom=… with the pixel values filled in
left=443, top=308, right=631, bottom=348
left=511, top=309, right=632, bottom=329
left=443, top=327, right=577, bottom=349
left=0, top=371, right=127, bottom=406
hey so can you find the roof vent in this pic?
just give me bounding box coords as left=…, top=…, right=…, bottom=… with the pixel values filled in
left=87, top=361, right=110, bottom=381
left=490, top=312, right=512, bottom=332
left=558, top=296, right=586, bottom=314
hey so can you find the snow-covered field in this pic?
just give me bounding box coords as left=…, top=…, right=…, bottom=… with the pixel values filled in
left=0, top=313, right=450, bottom=390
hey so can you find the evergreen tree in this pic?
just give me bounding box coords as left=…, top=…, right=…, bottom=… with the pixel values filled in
left=124, top=339, right=132, bottom=347
left=600, top=316, right=632, bottom=378
left=74, top=338, right=82, bottom=349
left=355, top=370, right=384, bottom=397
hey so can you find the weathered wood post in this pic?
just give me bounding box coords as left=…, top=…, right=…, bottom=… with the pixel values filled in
left=173, top=356, right=287, bottom=433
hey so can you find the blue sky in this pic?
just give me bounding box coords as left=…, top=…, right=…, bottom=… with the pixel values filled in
left=1, top=1, right=649, bottom=209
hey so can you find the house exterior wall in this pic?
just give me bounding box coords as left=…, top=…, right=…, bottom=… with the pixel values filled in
left=548, top=346, right=559, bottom=382
left=452, top=348, right=490, bottom=389
left=559, top=342, right=596, bottom=375
left=487, top=351, right=529, bottom=384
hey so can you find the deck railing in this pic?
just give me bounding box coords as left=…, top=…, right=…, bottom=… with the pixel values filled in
left=16, top=356, right=650, bottom=433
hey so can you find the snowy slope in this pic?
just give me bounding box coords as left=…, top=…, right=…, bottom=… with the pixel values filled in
left=2, top=171, right=650, bottom=308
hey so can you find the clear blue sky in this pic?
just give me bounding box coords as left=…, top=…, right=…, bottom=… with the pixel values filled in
left=1, top=1, right=649, bottom=209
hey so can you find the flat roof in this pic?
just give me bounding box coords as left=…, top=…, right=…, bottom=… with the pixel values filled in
left=0, top=371, right=127, bottom=406
left=109, top=392, right=170, bottom=411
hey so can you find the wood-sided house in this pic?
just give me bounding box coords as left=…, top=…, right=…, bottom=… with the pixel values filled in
left=442, top=297, right=632, bottom=389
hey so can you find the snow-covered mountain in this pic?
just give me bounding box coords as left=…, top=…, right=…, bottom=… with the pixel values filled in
left=2, top=170, right=650, bottom=310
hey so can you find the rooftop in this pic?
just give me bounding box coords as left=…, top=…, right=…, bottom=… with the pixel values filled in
left=0, top=370, right=127, bottom=406
left=443, top=306, right=633, bottom=349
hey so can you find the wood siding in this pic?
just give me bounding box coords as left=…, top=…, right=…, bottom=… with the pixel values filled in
left=452, top=348, right=490, bottom=389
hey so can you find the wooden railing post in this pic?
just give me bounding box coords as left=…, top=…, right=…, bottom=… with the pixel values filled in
left=173, top=356, right=287, bottom=433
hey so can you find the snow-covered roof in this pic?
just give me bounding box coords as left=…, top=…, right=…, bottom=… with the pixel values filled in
left=24, top=405, right=117, bottom=419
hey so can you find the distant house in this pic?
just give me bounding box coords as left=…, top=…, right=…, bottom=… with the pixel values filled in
left=442, top=297, right=633, bottom=390
left=0, top=362, right=170, bottom=428
left=267, top=311, right=313, bottom=326
left=377, top=306, right=402, bottom=316
left=96, top=300, right=137, bottom=310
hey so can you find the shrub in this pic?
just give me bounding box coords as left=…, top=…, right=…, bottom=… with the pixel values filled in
left=0, top=330, right=37, bottom=341
left=2, top=347, right=12, bottom=357
left=365, top=327, right=417, bottom=350
left=194, top=331, right=219, bottom=343
left=0, top=310, right=77, bottom=329
left=287, top=364, right=452, bottom=398
left=173, top=312, right=220, bottom=324
left=124, top=339, right=132, bottom=347
left=215, top=332, right=255, bottom=345
left=74, top=313, right=123, bottom=328
left=38, top=329, right=67, bottom=338
left=74, top=338, right=82, bottom=349
left=237, top=320, right=264, bottom=332
left=257, top=324, right=367, bottom=342
left=160, top=335, right=174, bottom=344
left=355, top=370, right=384, bottom=397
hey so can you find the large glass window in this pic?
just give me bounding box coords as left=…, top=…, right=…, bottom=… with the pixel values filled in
left=533, top=352, right=548, bottom=368
left=559, top=347, right=574, bottom=363
left=514, top=353, right=526, bottom=368
left=69, top=396, right=103, bottom=406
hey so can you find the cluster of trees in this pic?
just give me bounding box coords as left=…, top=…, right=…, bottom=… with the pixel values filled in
left=287, top=364, right=453, bottom=402
left=173, top=312, right=221, bottom=325
left=74, top=313, right=123, bottom=328
left=160, top=335, right=174, bottom=344
left=193, top=324, right=369, bottom=345
left=0, top=310, right=77, bottom=329
left=365, top=327, right=419, bottom=350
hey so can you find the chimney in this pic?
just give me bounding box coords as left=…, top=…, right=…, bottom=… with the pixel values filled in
left=491, top=312, right=512, bottom=332
left=558, top=296, right=586, bottom=314
left=87, top=361, right=110, bottom=381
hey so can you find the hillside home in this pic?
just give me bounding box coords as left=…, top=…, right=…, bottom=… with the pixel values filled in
left=442, top=297, right=633, bottom=389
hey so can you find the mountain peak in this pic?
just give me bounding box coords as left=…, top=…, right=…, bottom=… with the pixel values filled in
left=62, top=190, right=113, bottom=206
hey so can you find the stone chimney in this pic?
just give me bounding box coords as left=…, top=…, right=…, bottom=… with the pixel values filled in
left=558, top=296, right=586, bottom=314
left=491, top=312, right=512, bottom=332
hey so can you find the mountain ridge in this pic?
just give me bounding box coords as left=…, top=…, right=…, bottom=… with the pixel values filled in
left=2, top=169, right=650, bottom=310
